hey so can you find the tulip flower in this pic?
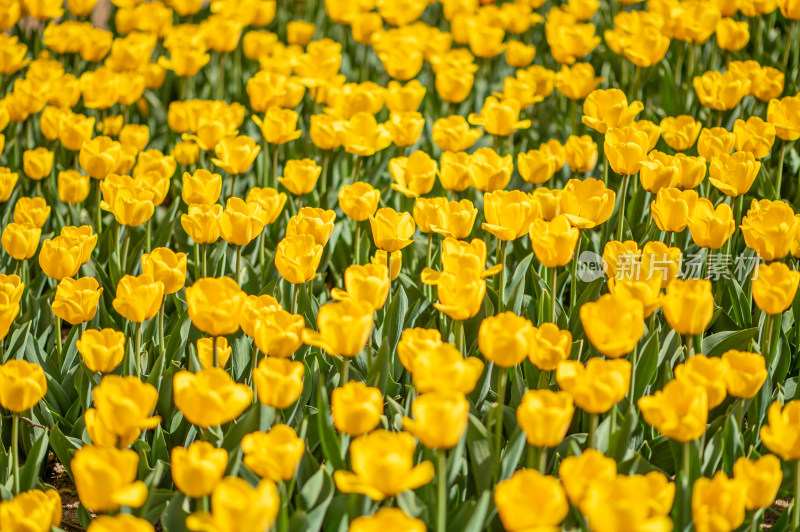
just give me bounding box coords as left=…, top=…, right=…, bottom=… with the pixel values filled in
left=0, top=168, right=18, bottom=203
left=369, top=207, right=416, bottom=252
left=331, top=263, right=390, bottom=312
left=559, top=449, right=617, bottom=507
left=662, top=279, right=714, bottom=338
left=173, top=367, right=253, bottom=428
left=564, top=135, right=598, bottom=173
left=556, top=357, right=631, bottom=433
left=242, top=425, right=305, bottom=482
left=494, top=470, right=569, bottom=531
left=247, top=187, right=287, bottom=226
left=639, top=378, right=708, bottom=442
left=482, top=190, right=540, bottom=241
left=22, top=147, right=53, bottom=182
left=338, top=182, right=381, bottom=222
left=286, top=207, right=335, bottom=247
left=85, top=375, right=160, bottom=447
left=278, top=158, right=321, bottom=197
left=518, top=142, right=564, bottom=185
left=722, top=350, right=768, bottom=399
left=196, top=337, right=232, bottom=370
left=478, top=312, right=536, bottom=368
left=303, top=300, right=373, bottom=381
left=252, top=357, right=305, bottom=410
left=349, top=509, right=426, bottom=532
left=2, top=222, right=41, bottom=261
left=71, top=445, right=148, bottom=512
left=687, top=197, right=735, bottom=249
left=733, top=455, right=782, bottom=511
left=211, top=135, right=261, bottom=175
left=660, top=115, right=702, bottom=151
left=581, top=472, right=675, bottom=531
left=332, top=381, right=384, bottom=436
left=334, top=430, right=434, bottom=500
left=410, top=342, right=484, bottom=394
left=403, top=391, right=469, bottom=449
left=581, top=88, right=643, bottom=134
left=708, top=151, right=761, bottom=197
left=432, top=115, right=482, bottom=152
left=698, top=127, right=736, bottom=159
left=580, top=293, right=645, bottom=358
left=439, top=151, right=472, bottom=191
left=397, top=328, right=443, bottom=372
left=181, top=169, right=222, bottom=205
left=734, top=117, right=776, bottom=159
left=0, top=489, right=61, bottom=530
left=186, top=277, right=246, bottom=341
left=77, top=328, right=126, bottom=374
left=275, top=235, right=324, bottom=288
left=517, top=389, right=574, bottom=449
left=185, top=477, right=279, bottom=532
left=741, top=199, right=799, bottom=261
left=692, top=472, right=746, bottom=532
left=560, top=177, right=616, bottom=229
left=753, top=261, right=800, bottom=315
left=466, top=147, right=514, bottom=192
left=674, top=354, right=729, bottom=409
left=51, top=276, right=102, bottom=326
left=39, top=236, right=83, bottom=281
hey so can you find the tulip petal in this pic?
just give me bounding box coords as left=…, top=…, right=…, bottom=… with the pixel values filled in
left=112, top=480, right=148, bottom=508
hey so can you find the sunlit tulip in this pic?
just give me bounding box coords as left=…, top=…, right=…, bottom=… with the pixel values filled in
left=218, top=197, right=266, bottom=246
left=752, top=261, right=800, bottom=315
left=182, top=169, right=222, bottom=205
left=2, top=222, right=40, bottom=260
left=722, top=350, right=768, bottom=399
left=211, top=135, right=261, bottom=175
left=71, top=446, right=147, bottom=512
left=698, top=127, right=736, bottom=159
left=242, top=425, right=305, bottom=482
left=482, top=190, right=540, bottom=241
left=494, top=469, right=569, bottom=531
left=112, top=274, right=163, bottom=323
left=674, top=354, right=729, bottom=409
left=303, top=300, right=373, bottom=357
left=196, top=337, right=232, bottom=370
left=253, top=107, right=302, bottom=145
left=660, top=115, right=702, bottom=151
left=51, top=277, right=102, bottom=326
left=14, top=197, right=51, bottom=228
left=185, top=477, right=279, bottom=532
left=767, top=95, right=800, bottom=141
left=77, top=328, right=125, bottom=374
left=432, top=116, right=482, bottom=152
left=370, top=207, right=415, bottom=252
left=639, top=378, right=708, bottom=442
left=173, top=367, right=252, bottom=427
left=662, top=279, right=714, bottom=336
left=741, top=199, right=799, bottom=261
left=581, top=472, right=675, bottom=531
left=733, top=455, right=783, bottom=511
left=580, top=293, right=644, bottom=358
left=478, top=312, right=535, bottom=367
left=692, top=472, right=746, bottom=532
left=0, top=360, right=47, bottom=412
left=181, top=204, right=223, bottom=244
left=0, top=489, right=62, bottom=532
left=85, top=375, right=160, bottom=447
left=22, top=148, right=53, bottom=181
left=332, top=381, right=384, bottom=436
left=349, top=508, right=425, bottom=532
left=734, top=117, right=776, bottom=159
left=186, top=277, right=246, bottom=336
left=334, top=430, right=434, bottom=500
left=556, top=357, right=631, bottom=414
left=529, top=215, right=580, bottom=268
left=516, top=389, right=574, bottom=448
left=559, top=449, right=617, bottom=507
left=467, top=147, right=514, bottom=192
left=338, top=182, right=380, bottom=222
left=688, top=198, right=735, bottom=249
left=403, top=391, right=469, bottom=449
left=582, top=89, right=643, bottom=134
left=79, top=136, right=122, bottom=180
left=694, top=70, right=750, bottom=111
left=252, top=357, right=305, bottom=409
left=39, top=236, right=82, bottom=280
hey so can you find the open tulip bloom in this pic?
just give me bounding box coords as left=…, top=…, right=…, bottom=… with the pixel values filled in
left=4, top=2, right=800, bottom=531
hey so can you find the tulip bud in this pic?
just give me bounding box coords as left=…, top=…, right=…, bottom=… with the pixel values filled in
left=516, top=389, right=574, bottom=447
left=77, top=328, right=125, bottom=374
left=173, top=368, right=253, bottom=427
left=639, top=378, right=708, bottom=442
left=253, top=357, right=305, bottom=409
left=71, top=446, right=147, bottom=512
left=242, top=425, right=305, bottom=482
left=332, top=381, right=384, bottom=436
left=494, top=469, right=569, bottom=531
left=0, top=359, right=47, bottom=412
left=556, top=357, right=631, bottom=414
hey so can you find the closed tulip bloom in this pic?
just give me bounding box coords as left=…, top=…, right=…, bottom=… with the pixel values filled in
left=14, top=197, right=51, bottom=227
left=430, top=199, right=477, bottom=239
left=112, top=274, right=163, bottom=323
left=332, top=381, right=384, bottom=436
left=482, top=190, right=540, bottom=241
left=0, top=293, right=19, bottom=341
left=335, top=112, right=393, bottom=156
left=467, top=147, right=514, bottom=192
left=556, top=358, right=631, bottom=414
left=369, top=207, right=415, bottom=252
left=118, top=124, right=149, bottom=152
left=51, top=277, right=102, bottom=325
left=559, top=449, right=617, bottom=507
left=698, top=127, right=736, bottom=159
left=651, top=187, right=697, bottom=233
left=781, top=0, right=800, bottom=18
left=253, top=107, right=302, bottom=145
left=181, top=169, right=222, bottom=205
left=86, top=375, right=160, bottom=447
left=560, top=177, right=616, bottom=228
left=640, top=151, right=679, bottom=193
left=639, top=378, right=708, bottom=442
left=332, top=263, right=390, bottom=311
left=350, top=508, right=425, bottom=532
left=414, top=197, right=446, bottom=234
left=211, top=135, right=261, bottom=175
left=564, top=135, right=598, bottom=173
left=688, top=198, right=735, bottom=249
left=334, top=430, right=434, bottom=500
left=2, top=222, right=40, bottom=260
left=767, top=96, right=800, bottom=141
left=403, top=391, right=469, bottom=449
left=467, top=23, right=505, bottom=58
left=218, top=197, right=266, bottom=246
left=0, top=489, right=62, bottom=532
left=22, top=148, right=53, bottom=181
left=39, top=236, right=82, bottom=280
left=172, top=140, right=200, bottom=165
left=0, top=275, right=23, bottom=307
left=245, top=187, right=286, bottom=226
left=478, top=312, right=535, bottom=367
left=716, top=17, right=749, bottom=51
left=660, top=115, right=702, bottom=151
left=141, top=248, right=187, bottom=295
left=185, top=477, right=279, bottom=532
left=186, top=277, right=246, bottom=336
left=173, top=367, right=252, bottom=427
left=384, top=80, right=426, bottom=113
left=580, top=293, right=644, bottom=357
left=518, top=142, right=564, bottom=185
left=196, top=337, right=232, bottom=370
left=708, top=151, right=760, bottom=197
left=253, top=357, right=305, bottom=409
left=390, top=151, right=437, bottom=198
left=238, top=294, right=281, bottom=338
left=733, top=117, right=776, bottom=159
left=692, top=472, right=746, bottom=532
left=309, top=114, right=342, bottom=150
left=468, top=96, right=531, bottom=137
left=105, top=186, right=155, bottom=227
left=604, top=126, right=658, bottom=175
left=516, top=389, right=574, bottom=447
left=495, top=469, right=569, bottom=532
left=386, top=111, right=425, bottom=148
left=741, top=199, right=799, bottom=261
left=59, top=112, right=96, bottom=152
left=58, top=170, right=91, bottom=204
left=554, top=62, right=604, bottom=100
left=411, top=342, right=484, bottom=394
left=181, top=204, right=223, bottom=244
left=0, top=168, right=18, bottom=203
left=170, top=442, right=227, bottom=500
left=674, top=354, right=729, bottom=409
left=424, top=266, right=488, bottom=321
left=529, top=215, right=580, bottom=268
left=761, top=400, right=800, bottom=460
left=432, top=115, right=482, bottom=152
left=397, top=327, right=443, bottom=371
left=279, top=158, right=321, bottom=196
left=275, top=235, right=324, bottom=284
left=60, top=226, right=97, bottom=265
left=303, top=300, right=373, bottom=357
left=338, top=182, right=380, bottom=221
left=722, top=350, right=768, bottom=398
left=241, top=425, right=305, bottom=482
left=71, top=446, right=147, bottom=512
left=752, top=261, right=800, bottom=315
left=435, top=67, right=474, bottom=104
left=252, top=310, right=303, bottom=358
left=694, top=70, right=750, bottom=111
left=662, top=279, right=714, bottom=335
left=733, top=455, right=782, bottom=511
left=77, top=328, right=125, bottom=373
left=581, top=472, right=675, bottom=532
left=0, top=360, right=47, bottom=412
left=526, top=323, right=571, bottom=371
left=581, top=89, right=643, bottom=134
left=79, top=136, right=122, bottom=179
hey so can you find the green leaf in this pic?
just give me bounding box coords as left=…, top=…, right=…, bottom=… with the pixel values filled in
left=314, top=383, right=345, bottom=471
left=19, top=429, right=48, bottom=492
left=49, top=424, right=82, bottom=480
left=702, top=328, right=759, bottom=358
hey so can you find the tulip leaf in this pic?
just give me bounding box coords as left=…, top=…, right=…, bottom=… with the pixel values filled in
left=701, top=328, right=759, bottom=358
left=314, top=384, right=346, bottom=472
left=49, top=424, right=82, bottom=481
left=499, top=427, right=526, bottom=481
left=465, top=414, right=493, bottom=494
left=726, top=276, right=752, bottom=330
left=18, top=429, right=48, bottom=492
left=161, top=493, right=190, bottom=532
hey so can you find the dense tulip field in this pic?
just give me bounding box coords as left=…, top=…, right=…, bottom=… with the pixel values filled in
left=4, top=0, right=800, bottom=530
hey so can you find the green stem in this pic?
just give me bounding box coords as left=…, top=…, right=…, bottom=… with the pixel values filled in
left=134, top=321, right=142, bottom=378
left=616, top=173, right=629, bottom=241
left=261, top=139, right=269, bottom=188
left=767, top=313, right=781, bottom=365
left=550, top=266, right=558, bottom=323
left=386, top=250, right=393, bottom=310
left=271, top=145, right=279, bottom=189
left=354, top=221, right=361, bottom=265
left=538, top=446, right=548, bottom=474
left=498, top=240, right=508, bottom=313
left=213, top=336, right=219, bottom=368
left=202, top=243, right=208, bottom=277
left=587, top=413, right=598, bottom=449
left=11, top=413, right=20, bottom=494
left=235, top=245, right=242, bottom=284
left=292, top=283, right=299, bottom=315
left=436, top=449, right=447, bottom=532
left=121, top=226, right=131, bottom=274
left=453, top=319, right=464, bottom=354
left=570, top=231, right=582, bottom=313
left=94, top=180, right=102, bottom=235
left=230, top=173, right=238, bottom=199
left=776, top=140, right=787, bottom=200
left=628, top=344, right=638, bottom=403
left=158, top=298, right=166, bottom=357
left=194, top=242, right=201, bottom=280
left=783, top=22, right=797, bottom=75
left=217, top=53, right=225, bottom=100
left=145, top=218, right=151, bottom=253
left=55, top=316, right=63, bottom=367
left=494, top=368, right=507, bottom=456
left=341, top=358, right=350, bottom=385
left=683, top=440, right=693, bottom=525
